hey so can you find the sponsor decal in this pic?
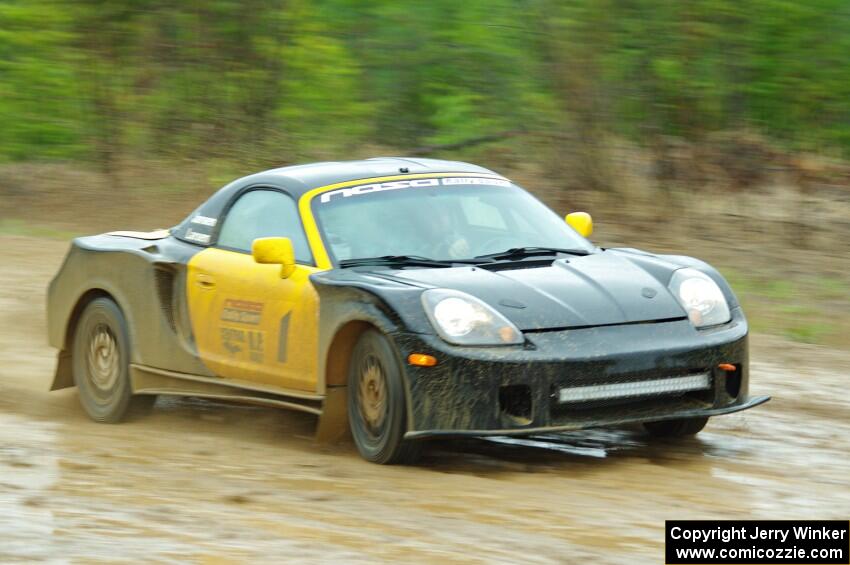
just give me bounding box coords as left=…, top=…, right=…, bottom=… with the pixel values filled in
left=247, top=330, right=264, bottom=363
left=184, top=228, right=211, bottom=244
left=220, top=327, right=265, bottom=363
left=441, top=177, right=511, bottom=186
left=221, top=299, right=264, bottom=325
left=277, top=312, right=291, bottom=363
left=318, top=177, right=511, bottom=203
left=220, top=327, right=244, bottom=355
left=191, top=215, right=218, bottom=227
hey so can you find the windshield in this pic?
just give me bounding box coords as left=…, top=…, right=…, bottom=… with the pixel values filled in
left=312, top=177, right=595, bottom=264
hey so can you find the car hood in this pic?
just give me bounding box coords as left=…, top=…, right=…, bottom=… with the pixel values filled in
left=371, top=251, right=687, bottom=331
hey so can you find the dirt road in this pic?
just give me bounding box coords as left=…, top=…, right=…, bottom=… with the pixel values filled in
left=1, top=234, right=848, bottom=563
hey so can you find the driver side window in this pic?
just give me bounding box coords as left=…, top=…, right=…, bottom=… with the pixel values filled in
left=217, top=189, right=313, bottom=263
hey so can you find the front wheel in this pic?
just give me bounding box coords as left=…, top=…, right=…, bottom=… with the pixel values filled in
left=347, top=329, right=420, bottom=464
left=72, top=297, right=154, bottom=423
left=643, top=416, right=709, bottom=438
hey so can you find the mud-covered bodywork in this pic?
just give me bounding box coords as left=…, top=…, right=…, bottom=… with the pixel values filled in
left=46, top=156, right=768, bottom=441
left=46, top=158, right=516, bottom=424
left=47, top=232, right=215, bottom=389
left=311, top=249, right=768, bottom=437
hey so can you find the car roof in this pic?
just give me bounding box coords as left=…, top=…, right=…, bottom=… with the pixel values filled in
left=172, top=157, right=503, bottom=246
left=233, top=157, right=498, bottom=196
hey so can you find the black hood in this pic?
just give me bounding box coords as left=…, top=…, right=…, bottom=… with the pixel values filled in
left=370, top=251, right=687, bottom=331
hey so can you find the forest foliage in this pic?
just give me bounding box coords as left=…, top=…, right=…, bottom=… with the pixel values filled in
left=1, top=0, right=848, bottom=172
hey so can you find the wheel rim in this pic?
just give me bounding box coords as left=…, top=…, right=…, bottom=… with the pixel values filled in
left=86, top=323, right=120, bottom=394
left=357, top=354, right=387, bottom=436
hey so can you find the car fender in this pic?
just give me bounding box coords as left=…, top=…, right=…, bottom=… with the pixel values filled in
left=611, top=248, right=741, bottom=310
left=46, top=235, right=214, bottom=391
left=312, top=278, right=430, bottom=441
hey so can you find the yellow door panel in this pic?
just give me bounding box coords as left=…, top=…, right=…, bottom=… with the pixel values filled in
left=187, top=247, right=320, bottom=392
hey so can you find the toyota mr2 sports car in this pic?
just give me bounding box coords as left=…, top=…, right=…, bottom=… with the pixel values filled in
left=47, top=157, right=769, bottom=464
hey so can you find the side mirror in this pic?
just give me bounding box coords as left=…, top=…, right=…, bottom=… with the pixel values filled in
left=565, top=211, right=593, bottom=238
left=252, top=237, right=296, bottom=278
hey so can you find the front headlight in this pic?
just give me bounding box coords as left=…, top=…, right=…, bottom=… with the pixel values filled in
left=421, top=289, right=523, bottom=345
left=669, top=268, right=731, bottom=328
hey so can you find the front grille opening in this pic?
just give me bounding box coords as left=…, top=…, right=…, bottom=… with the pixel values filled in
left=724, top=365, right=742, bottom=399
left=499, top=384, right=532, bottom=425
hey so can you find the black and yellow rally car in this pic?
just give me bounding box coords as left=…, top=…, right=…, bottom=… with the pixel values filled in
left=47, top=158, right=769, bottom=463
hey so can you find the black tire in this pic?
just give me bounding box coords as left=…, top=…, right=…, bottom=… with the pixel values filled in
left=72, top=297, right=154, bottom=423
left=347, top=329, right=420, bottom=464
left=643, top=416, right=709, bottom=438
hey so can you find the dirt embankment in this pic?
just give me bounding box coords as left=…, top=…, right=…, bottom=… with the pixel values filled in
left=3, top=152, right=850, bottom=347
left=1, top=235, right=849, bottom=563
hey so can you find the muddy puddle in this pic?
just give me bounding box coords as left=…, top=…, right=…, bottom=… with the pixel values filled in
left=1, top=235, right=848, bottom=563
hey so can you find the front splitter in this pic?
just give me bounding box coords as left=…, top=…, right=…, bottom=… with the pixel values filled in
left=404, top=395, right=770, bottom=439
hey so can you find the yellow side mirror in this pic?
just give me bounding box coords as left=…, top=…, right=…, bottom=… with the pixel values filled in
left=565, top=212, right=593, bottom=238
left=252, top=237, right=296, bottom=278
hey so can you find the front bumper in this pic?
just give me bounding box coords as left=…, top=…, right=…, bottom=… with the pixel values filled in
left=394, top=307, right=769, bottom=439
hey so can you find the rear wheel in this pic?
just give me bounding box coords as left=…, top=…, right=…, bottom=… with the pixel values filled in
left=72, top=297, right=154, bottom=423
left=643, top=416, right=709, bottom=438
left=347, top=329, right=420, bottom=464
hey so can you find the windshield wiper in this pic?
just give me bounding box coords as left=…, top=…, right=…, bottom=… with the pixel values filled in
left=339, top=248, right=588, bottom=268
left=474, top=246, right=591, bottom=261
left=339, top=255, right=456, bottom=268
